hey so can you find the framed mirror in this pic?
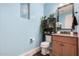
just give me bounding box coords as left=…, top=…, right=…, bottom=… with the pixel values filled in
left=57, top=3, right=74, bottom=30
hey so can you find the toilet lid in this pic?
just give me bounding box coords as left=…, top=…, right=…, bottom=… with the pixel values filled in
left=41, top=42, right=50, bottom=46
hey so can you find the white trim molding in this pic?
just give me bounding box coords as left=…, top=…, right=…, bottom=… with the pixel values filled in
left=20, top=47, right=40, bottom=56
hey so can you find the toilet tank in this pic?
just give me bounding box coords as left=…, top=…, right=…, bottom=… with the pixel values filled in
left=45, top=35, right=51, bottom=42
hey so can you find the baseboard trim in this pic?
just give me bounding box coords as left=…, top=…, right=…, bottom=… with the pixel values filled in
left=20, top=47, right=40, bottom=56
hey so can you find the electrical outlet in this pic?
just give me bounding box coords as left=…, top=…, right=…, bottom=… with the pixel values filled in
left=32, top=38, right=35, bottom=41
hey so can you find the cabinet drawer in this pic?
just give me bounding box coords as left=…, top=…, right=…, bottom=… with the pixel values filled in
left=52, top=35, right=77, bottom=45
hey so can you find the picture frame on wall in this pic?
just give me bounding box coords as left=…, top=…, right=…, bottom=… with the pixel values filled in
left=20, top=3, right=30, bottom=19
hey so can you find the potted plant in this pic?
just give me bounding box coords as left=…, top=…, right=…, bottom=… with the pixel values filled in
left=40, top=14, right=56, bottom=41
left=40, top=16, right=48, bottom=41
left=47, top=13, right=56, bottom=34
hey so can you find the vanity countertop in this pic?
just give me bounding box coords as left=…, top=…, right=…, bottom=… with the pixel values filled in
left=52, top=34, right=78, bottom=38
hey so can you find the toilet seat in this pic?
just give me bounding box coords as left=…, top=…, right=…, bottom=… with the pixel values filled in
left=41, top=42, right=50, bottom=48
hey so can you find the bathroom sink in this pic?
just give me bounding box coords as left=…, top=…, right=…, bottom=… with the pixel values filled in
left=60, top=31, right=71, bottom=34
left=58, top=29, right=72, bottom=35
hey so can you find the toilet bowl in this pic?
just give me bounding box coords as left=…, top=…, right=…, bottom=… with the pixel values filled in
left=40, top=35, right=51, bottom=55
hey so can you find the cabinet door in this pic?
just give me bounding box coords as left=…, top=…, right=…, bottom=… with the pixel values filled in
left=63, top=43, right=77, bottom=56
left=52, top=41, right=63, bottom=56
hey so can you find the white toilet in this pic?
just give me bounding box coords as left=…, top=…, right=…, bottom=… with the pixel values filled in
left=40, top=35, right=51, bottom=55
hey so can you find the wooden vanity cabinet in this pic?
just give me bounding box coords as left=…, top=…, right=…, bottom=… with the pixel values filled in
left=52, top=35, right=78, bottom=56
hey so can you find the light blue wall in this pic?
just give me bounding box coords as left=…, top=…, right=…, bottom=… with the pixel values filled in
left=0, top=3, right=44, bottom=56
left=74, top=4, right=79, bottom=32
left=44, top=3, right=59, bottom=17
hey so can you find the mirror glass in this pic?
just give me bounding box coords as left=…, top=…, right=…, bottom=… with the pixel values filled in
left=58, top=3, right=74, bottom=29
